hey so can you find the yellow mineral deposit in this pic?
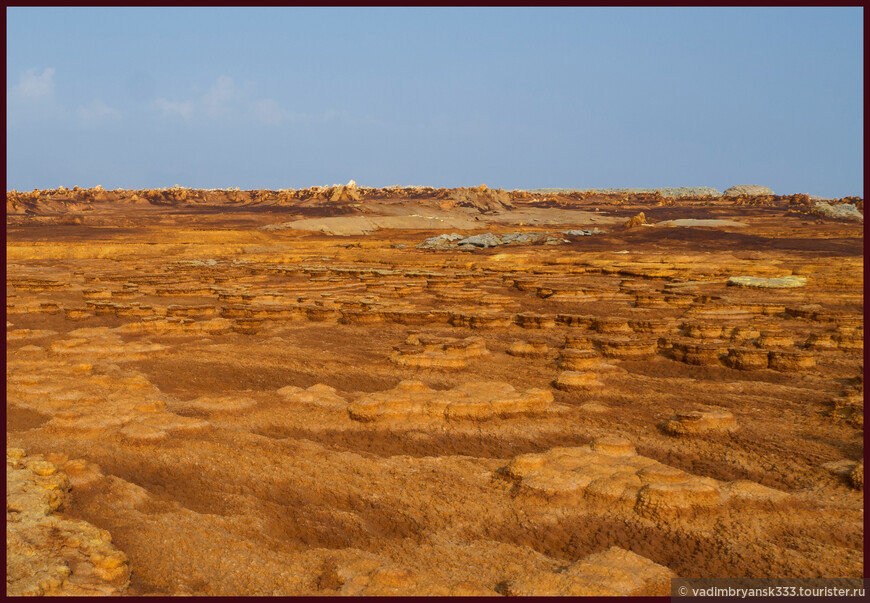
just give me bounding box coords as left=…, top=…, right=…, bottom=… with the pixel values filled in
left=6, top=186, right=863, bottom=594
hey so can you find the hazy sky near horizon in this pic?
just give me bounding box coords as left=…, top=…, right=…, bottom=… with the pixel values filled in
left=6, top=7, right=864, bottom=197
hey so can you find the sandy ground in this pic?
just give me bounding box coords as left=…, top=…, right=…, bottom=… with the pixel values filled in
left=655, top=219, right=748, bottom=228
left=261, top=206, right=622, bottom=235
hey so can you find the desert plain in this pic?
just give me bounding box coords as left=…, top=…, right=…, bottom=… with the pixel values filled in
left=5, top=183, right=864, bottom=595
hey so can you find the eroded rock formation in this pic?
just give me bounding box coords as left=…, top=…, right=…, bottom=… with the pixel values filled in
left=6, top=448, right=131, bottom=596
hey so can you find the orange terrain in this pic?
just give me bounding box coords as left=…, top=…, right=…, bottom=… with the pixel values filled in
left=6, top=184, right=864, bottom=595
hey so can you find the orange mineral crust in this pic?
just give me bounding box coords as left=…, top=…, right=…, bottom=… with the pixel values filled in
left=6, top=186, right=863, bottom=595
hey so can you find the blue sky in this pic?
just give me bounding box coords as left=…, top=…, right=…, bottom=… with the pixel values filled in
left=6, top=7, right=863, bottom=197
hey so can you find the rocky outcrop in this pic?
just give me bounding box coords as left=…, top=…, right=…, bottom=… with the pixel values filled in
left=809, top=202, right=863, bottom=222
left=448, top=185, right=514, bottom=213
left=415, top=233, right=465, bottom=249
left=724, top=347, right=769, bottom=370
left=623, top=212, right=648, bottom=229
left=593, top=336, right=658, bottom=360
left=723, top=185, right=774, bottom=197
left=554, top=371, right=604, bottom=391
left=507, top=340, right=550, bottom=357
left=347, top=380, right=553, bottom=422
left=767, top=350, right=815, bottom=372
left=727, top=276, right=807, bottom=288
left=665, top=409, right=737, bottom=435
left=562, top=228, right=606, bottom=236
left=670, top=340, right=728, bottom=366
left=850, top=460, right=863, bottom=490
left=591, top=317, right=634, bottom=334
left=501, top=437, right=788, bottom=517
left=390, top=335, right=488, bottom=369
left=511, top=313, right=555, bottom=330
left=6, top=448, right=131, bottom=596
left=328, top=180, right=362, bottom=203
left=558, top=349, right=601, bottom=371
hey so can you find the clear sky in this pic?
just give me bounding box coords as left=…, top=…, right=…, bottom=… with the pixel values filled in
left=6, top=7, right=864, bottom=197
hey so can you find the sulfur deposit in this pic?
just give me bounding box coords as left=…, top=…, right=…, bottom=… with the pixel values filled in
left=6, top=185, right=863, bottom=594
left=390, top=334, right=489, bottom=369
left=348, top=380, right=553, bottom=422
left=6, top=448, right=131, bottom=596
left=502, top=437, right=788, bottom=518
